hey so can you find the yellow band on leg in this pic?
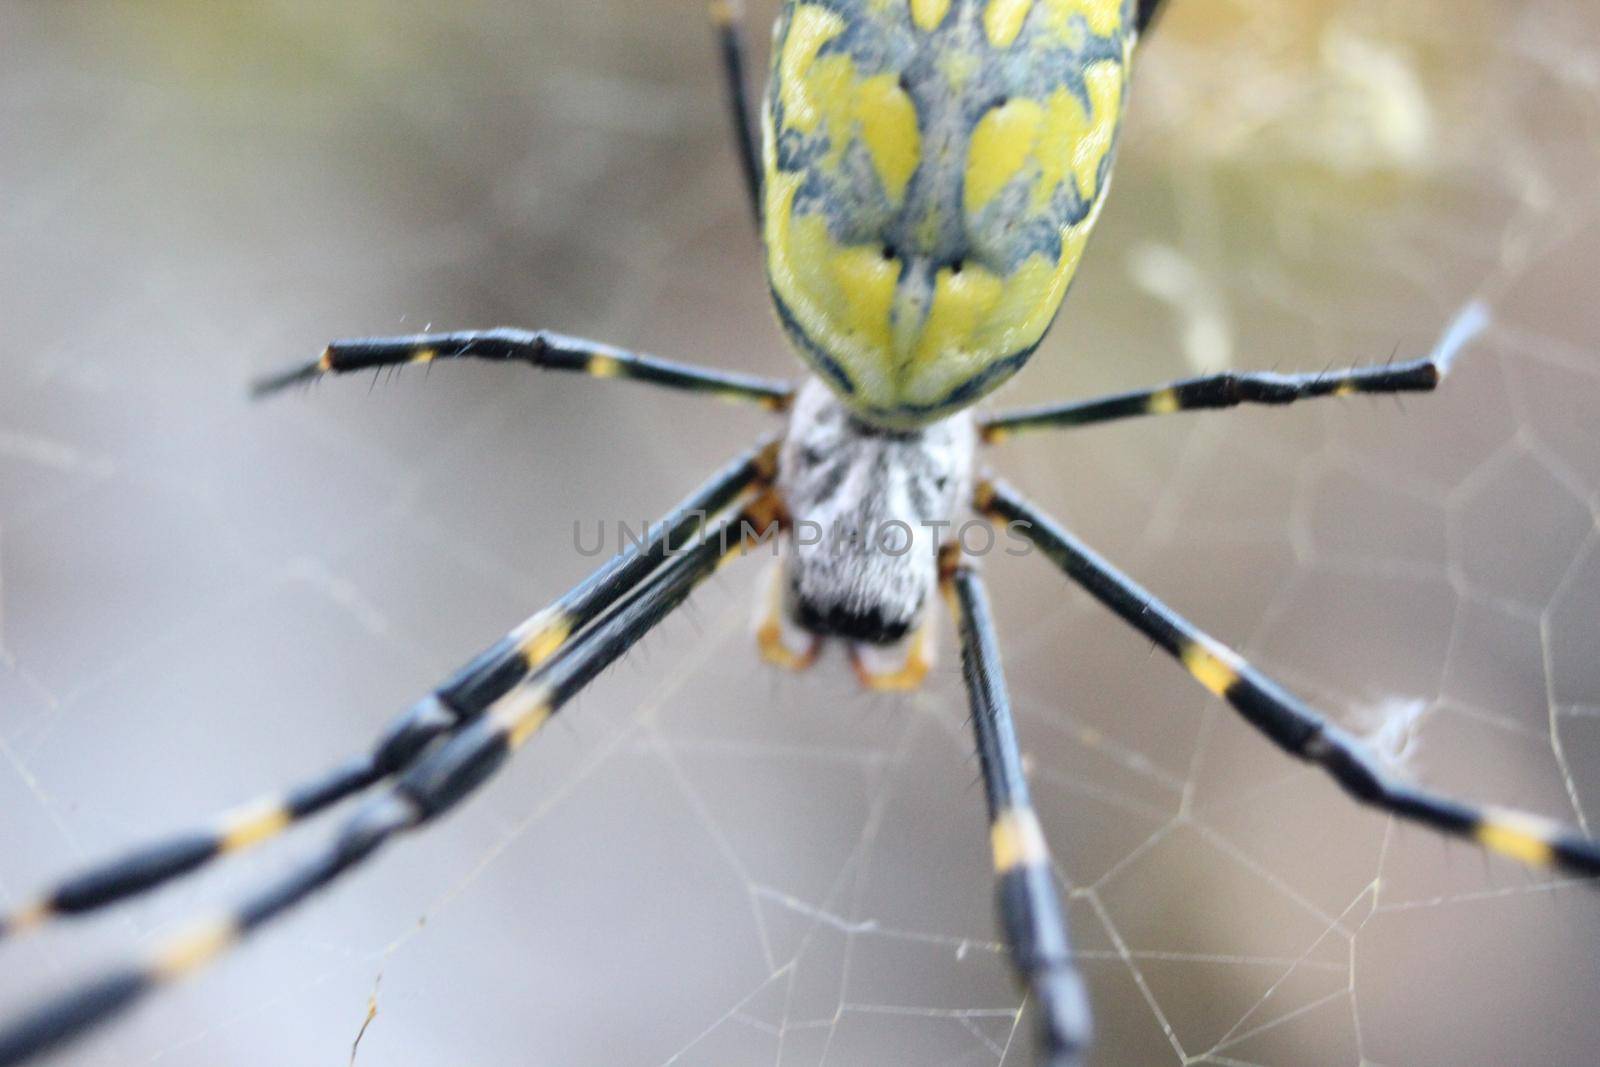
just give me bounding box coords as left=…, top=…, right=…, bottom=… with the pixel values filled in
left=490, top=685, right=554, bottom=749
left=991, top=806, right=1048, bottom=872
left=516, top=612, right=573, bottom=667
left=218, top=800, right=292, bottom=852
left=1476, top=807, right=1559, bottom=867
left=151, top=917, right=239, bottom=980
left=1180, top=638, right=1243, bottom=697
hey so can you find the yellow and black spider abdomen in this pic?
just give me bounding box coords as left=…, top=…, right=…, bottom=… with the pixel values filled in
left=762, top=0, right=1135, bottom=428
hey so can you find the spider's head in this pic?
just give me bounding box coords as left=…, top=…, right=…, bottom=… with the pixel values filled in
left=760, top=0, right=1132, bottom=430
left=760, top=380, right=974, bottom=689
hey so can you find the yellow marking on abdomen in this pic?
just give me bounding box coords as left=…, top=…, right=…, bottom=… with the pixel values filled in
left=898, top=195, right=1105, bottom=410
left=1042, top=0, right=1122, bottom=39
left=827, top=235, right=899, bottom=357
left=767, top=170, right=898, bottom=404
left=152, top=918, right=239, bottom=980
left=855, top=74, right=920, bottom=203
left=778, top=10, right=917, bottom=204
left=909, top=265, right=1004, bottom=374
left=991, top=807, right=1049, bottom=871
left=1037, top=61, right=1123, bottom=205
left=1476, top=809, right=1559, bottom=867
left=218, top=800, right=292, bottom=852
left=768, top=0, right=1132, bottom=426
left=410, top=348, right=437, bottom=365
left=965, top=98, right=1043, bottom=216
left=910, top=0, right=951, bottom=31
left=588, top=354, right=623, bottom=379
left=984, top=0, right=1034, bottom=47
left=1180, top=639, right=1242, bottom=697
left=778, top=5, right=846, bottom=135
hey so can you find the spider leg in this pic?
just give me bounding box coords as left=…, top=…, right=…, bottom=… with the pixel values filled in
left=948, top=565, right=1091, bottom=1067
left=848, top=620, right=936, bottom=691
left=978, top=476, right=1600, bottom=879
left=980, top=301, right=1487, bottom=441
left=0, top=440, right=777, bottom=940
left=0, top=500, right=777, bottom=1067
left=708, top=0, right=762, bottom=225
left=251, top=327, right=794, bottom=410
left=1136, top=0, right=1169, bottom=35
left=754, top=561, right=823, bottom=670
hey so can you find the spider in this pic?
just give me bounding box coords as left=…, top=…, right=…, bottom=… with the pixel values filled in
left=1, top=2, right=1595, bottom=1064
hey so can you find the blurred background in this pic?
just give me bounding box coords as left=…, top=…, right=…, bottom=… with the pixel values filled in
left=2, top=1, right=1598, bottom=1064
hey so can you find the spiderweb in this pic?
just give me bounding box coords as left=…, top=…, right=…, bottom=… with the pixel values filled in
left=1, top=1, right=1597, bottom=1064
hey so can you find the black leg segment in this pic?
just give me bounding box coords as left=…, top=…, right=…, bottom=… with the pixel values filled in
left=708, top=0, right=763, bottom=225
left=1136, top=0, right=1169, bottom=35
left=979, top=477, right=1600, bottom=881
left=949, top=566, right=1091, bottom=1067
left=0, top=441, right=776, bottom=941
left=253, top=328, right=794, bottom=410
left=982, top=301, right=1487, bottom=441
left=0, top=501, right=778, bottom=1066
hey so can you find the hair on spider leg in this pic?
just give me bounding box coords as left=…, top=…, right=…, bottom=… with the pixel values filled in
left=677, top=596, right=711, bottom=640
left=247, top=359, right=323, bottom=399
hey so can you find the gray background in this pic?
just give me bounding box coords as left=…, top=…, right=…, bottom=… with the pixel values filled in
left=2, top=1, right=1599, bottom=1065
